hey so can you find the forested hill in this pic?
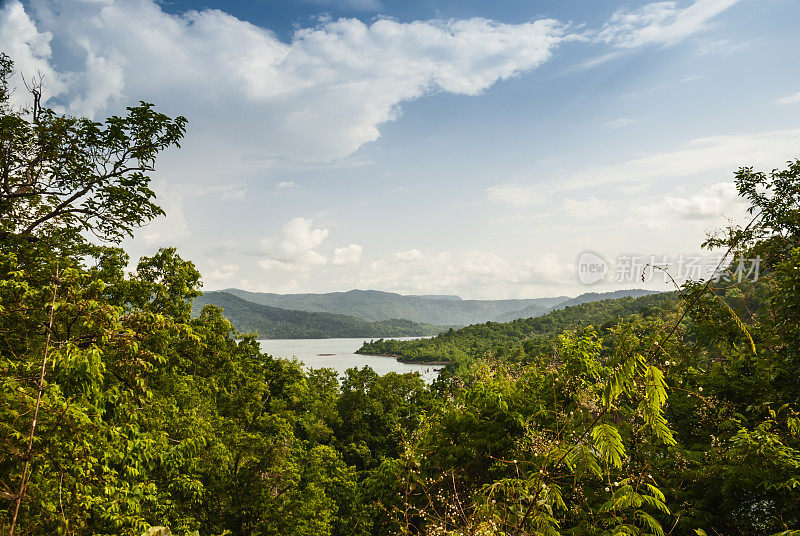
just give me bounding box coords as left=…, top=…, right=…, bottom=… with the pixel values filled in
left=221, top=288, right=566, bottom=325
left=358, top=291, right=676, bottom=363
left=492, top=288, right=661, bottom=322
left=192, top=291, right=447, bottom=338
left=219, top=287, right=659, bottom=325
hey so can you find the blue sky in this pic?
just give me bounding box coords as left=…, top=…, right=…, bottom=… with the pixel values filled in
left=2, top=0, right=799, bottom=298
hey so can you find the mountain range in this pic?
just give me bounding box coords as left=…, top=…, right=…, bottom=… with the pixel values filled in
left=220, top=288, right=570, bottom=326
left=193, top=288, right=662, bottom=338
left=192, top=291, right=447, bottom=339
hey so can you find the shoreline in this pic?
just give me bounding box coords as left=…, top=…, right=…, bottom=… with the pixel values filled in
left=356, top=351, right=451, bottom=366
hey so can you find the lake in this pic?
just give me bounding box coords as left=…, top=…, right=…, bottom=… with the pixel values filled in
left=257, top=337, right=441, bottom=383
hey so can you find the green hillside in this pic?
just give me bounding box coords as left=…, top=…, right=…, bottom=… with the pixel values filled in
left=221, top=288, right=569, bottom=325
left=193, top=291, right=448, bottom=338
left=358, top=291, right=676, bottom=363
left=551, top=288, right=661, bottom=309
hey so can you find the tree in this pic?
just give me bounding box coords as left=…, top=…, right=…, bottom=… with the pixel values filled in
left=0, top=55, right=187, bottom=536
left=0, top=53, right=186, bottom=245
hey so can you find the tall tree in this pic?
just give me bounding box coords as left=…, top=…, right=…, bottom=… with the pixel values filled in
left=0, top=53, right=186, bottom=245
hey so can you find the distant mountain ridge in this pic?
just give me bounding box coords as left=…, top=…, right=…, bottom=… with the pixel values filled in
left=221, top=288, right=567, bottom=326
left=493, top=289, right=662, bottom=322
left=217, top=288, right=660, bottom=326
left=192, top=291, right=446, bottom=339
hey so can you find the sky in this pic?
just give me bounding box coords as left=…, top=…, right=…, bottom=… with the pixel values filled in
left=1, top=0, right=799, bottom=298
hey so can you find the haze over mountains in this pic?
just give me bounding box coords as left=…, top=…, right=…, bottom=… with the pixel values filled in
left=193, top=288, right=661, bottom=338
left=221, top=288, right=569, bottom=326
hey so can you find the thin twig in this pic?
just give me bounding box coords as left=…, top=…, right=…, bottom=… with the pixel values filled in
left=10, top=263, right=60, bottom=536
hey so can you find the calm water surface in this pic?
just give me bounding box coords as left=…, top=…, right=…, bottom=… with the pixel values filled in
left=257, top=337, right=441, bottom=383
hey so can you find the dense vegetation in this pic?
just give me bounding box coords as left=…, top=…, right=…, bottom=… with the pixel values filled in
left=491, top=289, right=661, bottom=323
left=2, top=54, right=799, bottom=536
left=358, top=292, right=675, bottom=364
left=193, top=291, right=447, bottom=338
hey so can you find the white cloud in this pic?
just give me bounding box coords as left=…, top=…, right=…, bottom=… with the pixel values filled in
left=633, top=181, right=747, bottom=229
left=776, top=91, right=800, bottom=105
left=556, top=128, right=800, bottom=190
left=395, top=249, right=425, bottom=262
left=3, top=0, right=743, bottom=167
left=360, top=249, right=570, bottom=296
left=599, top=0, right=741, bottom=48
left=568, top=51, right=624, bottom=72
left=258, top=250, right=328, bottom=271
left=253, top=218, right=364, bottom=272
left=332, top=243, right=363, bottom=265
left=67, top=39, right=125, bottom=118
left=7, top=0, right=568, bottom=163
left=259, top=217, right=329, bottom=271
left=204, top=263, right=239, bottom=286
left=276, top=180, right=297, bottom=189
left=693, top=37, right=752, bottom=57
left=662, top=181, right=741, bottom=219
left=0, top=1, right=67, bottom=107
left=487, top=184, right=546, bottom=208
left=134, top=181, right=245, bottom=249
left=237, top=278, right=303, bottom=294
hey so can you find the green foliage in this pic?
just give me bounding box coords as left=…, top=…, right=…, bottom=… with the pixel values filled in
left=357, top=291, right=675, bottom=364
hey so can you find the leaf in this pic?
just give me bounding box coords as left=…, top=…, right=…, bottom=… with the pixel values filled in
left=591, top=423, right=626, bottom=469
left=636, top=510, right=665, bottom=536
left=142, top=528, right=172, bottom=536
left=713, top=292, right=757, bottom=355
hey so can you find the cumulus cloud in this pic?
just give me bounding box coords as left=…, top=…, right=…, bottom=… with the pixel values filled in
left=0, top=1, right=67, bottom=107
left=599, top=0, right=742, bottom=48
left=633, top=181, right=747, bottom=229
left=4, top=0, right=569, bottom=163
left=276, top=180, right=297, bottom=189
left=332, top=243, right=363, bottom=265
left=395, top=249, right=425, bottom=262
left=360, top=249, right=569, bottom=296
left=2, top=0, right=743, bottom=164
left=487, top=184, right=545, bottom=208
left=661, top=182, right=743, bottom=219
left=258, top=217, right=330, bottom=271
